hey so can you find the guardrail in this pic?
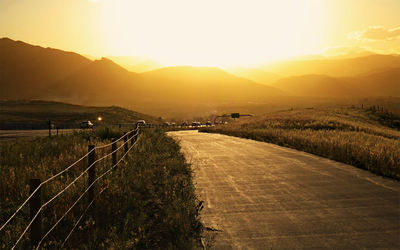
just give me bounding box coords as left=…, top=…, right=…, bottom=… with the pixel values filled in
left=0, top=126, right=141, bottom=249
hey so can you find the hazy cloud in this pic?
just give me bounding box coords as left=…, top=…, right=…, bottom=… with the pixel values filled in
left=349, top=26, right=400, bottom=41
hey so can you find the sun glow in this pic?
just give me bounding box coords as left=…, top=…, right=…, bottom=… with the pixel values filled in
left=101, top=0, right=327, bottom=67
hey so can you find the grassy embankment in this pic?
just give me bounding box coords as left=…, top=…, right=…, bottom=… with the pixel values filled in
left=0, top=100, right=156, bottom=129
left=200, top=106, right=400, bottom=180
left=0, top=128, right=202, bottom=249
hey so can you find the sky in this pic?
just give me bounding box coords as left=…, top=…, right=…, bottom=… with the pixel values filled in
left=0, top=0, right=399, bottom=67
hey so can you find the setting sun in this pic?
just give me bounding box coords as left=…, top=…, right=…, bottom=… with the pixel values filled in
left=101, top=0, right=327, bottom=66
left=1, top=0, right=399, bottom=67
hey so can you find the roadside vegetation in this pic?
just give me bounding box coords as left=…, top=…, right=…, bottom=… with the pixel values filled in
left=0, top=128, right=202, bottom=249
left=200, top=106, right=400, bottom=180
left=0, top=100, right=156, bottom=129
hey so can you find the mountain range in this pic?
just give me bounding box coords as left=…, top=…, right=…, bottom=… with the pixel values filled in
left=1, top=37, right=399, bottom=116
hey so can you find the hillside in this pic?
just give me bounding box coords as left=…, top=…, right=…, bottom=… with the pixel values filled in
left=48, top=58, right=140, bottom=105
left=271, top=75, right=358, bottom=97
left=266, top=54, right=400, bottom=77
left=1, top=38, right=284, bottom=113
left=201, top=106, right=400, bottom=180
left=349, top=68, right=400, bottom=96
left=0, top=100, right=156, bottom=129
left=1, top=38, right=399, bottom=118
left=138, top=66, right=284, bottom=103
left=107, top=56, right=164, bottom=73
left=271, top=68, right=400, bottom=97
left=0, top=38, right=92, bottom=99
left=225, top=67, right=281, bottom=85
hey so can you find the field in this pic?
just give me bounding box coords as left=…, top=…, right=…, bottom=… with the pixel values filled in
left=0, top=128, right=203, bottom=249
left=0, top=100, right=156, bottom=129
left=200, top=106, right=400, bottom=180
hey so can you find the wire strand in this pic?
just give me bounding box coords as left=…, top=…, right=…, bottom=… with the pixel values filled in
left=61, top=187, right=107, bottom=248
left=36, top=136, right=139, bottom=249
left=0, top=128, right=137, bottom=233
left=11, top=131, right=139, bottom=249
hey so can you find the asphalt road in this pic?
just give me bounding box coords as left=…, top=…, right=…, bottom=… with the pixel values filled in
left=168, top=130, right=400, bottom=249
left=0, top=129, right=75, bottom=140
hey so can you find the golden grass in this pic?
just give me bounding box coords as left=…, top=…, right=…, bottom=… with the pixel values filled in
left=200, top=107, right=400, bottom=180
left=0, top=128, right=202, bottom=248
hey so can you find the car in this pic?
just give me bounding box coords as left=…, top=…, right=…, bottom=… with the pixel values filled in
left=80, top=121, right=93, bottom=129
left=136, top=120, right=146, bottom=127
left=192, top=121, right=201, bottom=127
left=162, top=122, right=171, bottom=127
left=181, top=122, right=188, bottom=127
left=206, top=121, right=212, bottom=126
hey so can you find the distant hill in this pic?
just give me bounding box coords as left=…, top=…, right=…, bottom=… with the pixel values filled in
left=138, top=66, right=284, bottom=103
left=271, top=68, right=400, bottom=97
left=1, top=38, right=284, bottom=113
left=266, top=54, right=400, bottom=77
left=0, top=37, right=92, bottom=99
left=270, top=75, right=358, bottom=97
left=0, top=100, right=156, bottom=129
left=47, top=58, right=139, bottom=105
left=347, top=68, right=400, bottom=97
left=107, top=56, right=164, bottom=73
left=225, top=67, right=281, bottom=85
left=1, top=37, right=399, bottom=118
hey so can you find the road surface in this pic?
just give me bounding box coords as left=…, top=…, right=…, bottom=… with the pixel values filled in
left=0, top=129, right=75, bottom=140
left=169, top=130, right=400, bottom=249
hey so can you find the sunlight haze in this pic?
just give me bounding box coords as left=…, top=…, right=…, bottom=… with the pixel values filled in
left=1, top=0, right=399, bottom=67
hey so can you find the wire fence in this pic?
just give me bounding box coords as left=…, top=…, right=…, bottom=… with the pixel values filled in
left=0, top=126, right=141, bottom=249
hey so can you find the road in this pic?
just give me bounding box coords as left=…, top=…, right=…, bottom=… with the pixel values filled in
left=0, top=129, right=75, bottom=140
left=168, top=130, right=400, bottom=249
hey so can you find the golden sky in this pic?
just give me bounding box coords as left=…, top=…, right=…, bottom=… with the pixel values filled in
left=1, top=0, right=399, bottom=66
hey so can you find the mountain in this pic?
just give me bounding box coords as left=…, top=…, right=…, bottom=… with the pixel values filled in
left=225, top=67, right=281, bottom=85
left=348, top=68, right=400, bottom=97
left=1, top=38, right=399, bottom=117
left=107, top=56, right=164, bottom=73
left=138, top=66, right=283, bottom=103
left=265, top=54, right=400, bottom=77
left=47, top=58, right=139, bottom=105
left=270, top=75, right=358, bottom=97
left=0, top=37, right=92, bottom=99
left=270, top=68, right=400, bottom=97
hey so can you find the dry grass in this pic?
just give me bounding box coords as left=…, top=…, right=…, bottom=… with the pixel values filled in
left=200, top=106, right=400, bottom=180
left=0, top=128, right=202, bottom=249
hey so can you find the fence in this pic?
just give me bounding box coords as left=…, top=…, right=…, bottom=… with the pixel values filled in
left=0, top=126, right=141, bottom=249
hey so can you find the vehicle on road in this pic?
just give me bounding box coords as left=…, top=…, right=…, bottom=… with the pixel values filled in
left=80, top=121, right=94, bottom=129
left=136, top=120, right=146, bottom=127
left=192, top=121, right=201, bottom=127
left=181, top=122, right=188, bottom=127
left=206, top=121, right=212, bottom=126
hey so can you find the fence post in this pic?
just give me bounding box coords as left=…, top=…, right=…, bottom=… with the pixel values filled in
left=133, top=129, right=138, bottom=144
left=88, top=145, right=96, bottom=205
left=112, top=139, right=117, bottom=166
left=48, top=120, right=51, bottom=137
left=30, top=179, right=41, bottom=248
left=123, top=132, right=128, bottom=154
left=129, top=129, right=133, bottom=146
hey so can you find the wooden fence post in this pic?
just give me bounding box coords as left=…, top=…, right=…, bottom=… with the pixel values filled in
left=88, top=145, right=96, bottom=205
left=112, top=139, right=117, bottom=166
left=30, top=179, right=41, bottom=248
left=129, top=129, right=133, bottom=146
left=48, top=120, right=51, bottom=137
left=123, top=132, right=128, bottom=154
